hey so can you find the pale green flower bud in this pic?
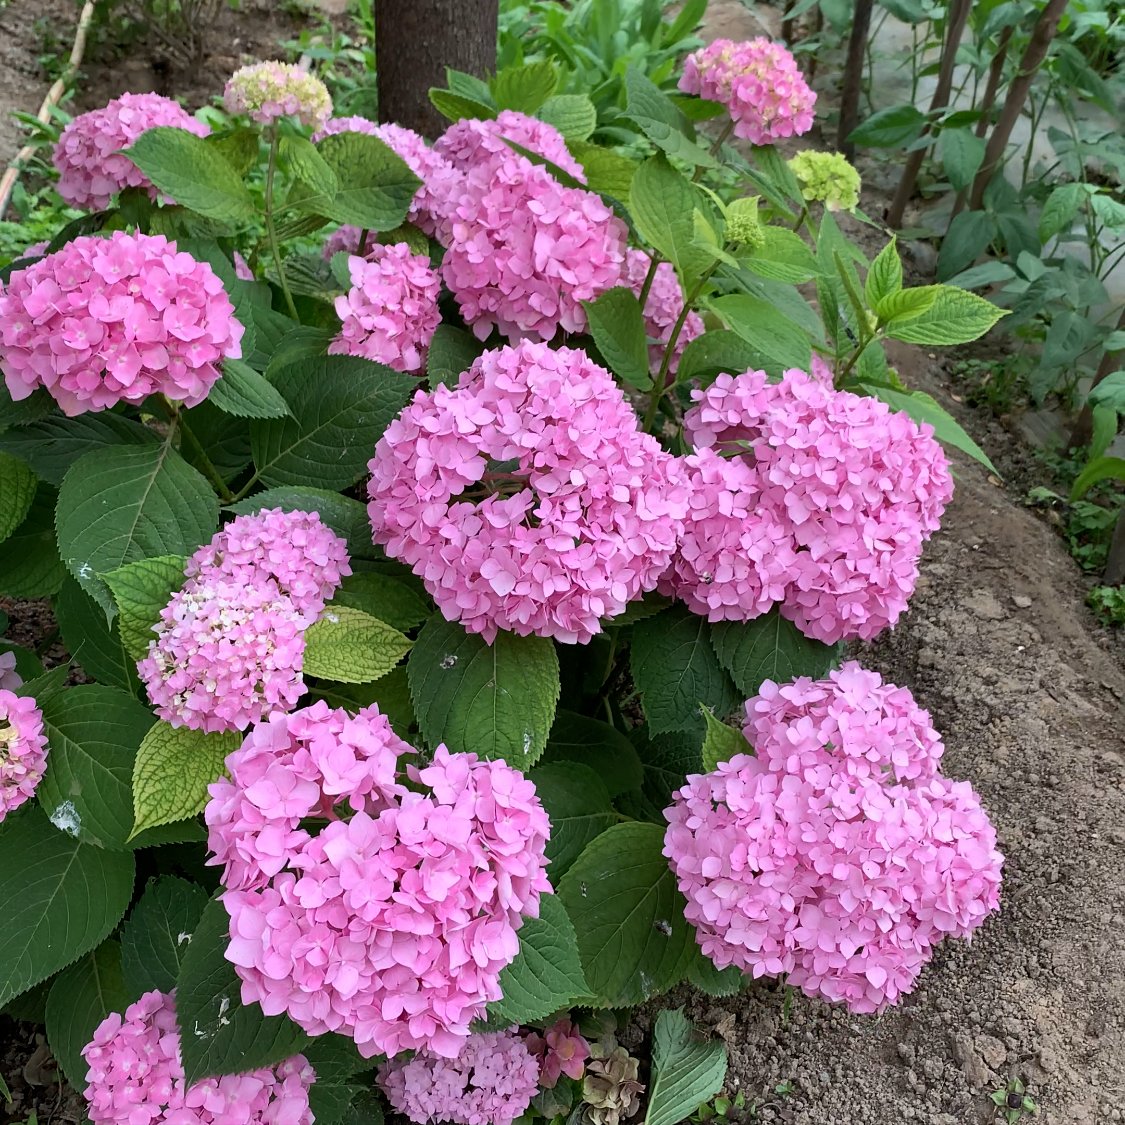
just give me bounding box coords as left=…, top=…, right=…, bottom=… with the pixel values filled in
left=787, top=150, right=862, bottom=212
left=726, top=196, right=765, bottom=248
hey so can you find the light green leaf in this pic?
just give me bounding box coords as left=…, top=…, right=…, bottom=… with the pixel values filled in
left=710, top=609, right=840, bottom=698
left=567, top=143, right=639, bottom=200
left=120, top=876, right=210, bottom=995
left=865, top=237, right=902, bottom=308
left=210, top=360, right=292, bottom=419
left=583, top=287, right=653, bottom=390
left=103, top=555, right=188, bottom=661
left=876, top=286, right=940, bottom=323
left=540, top=711, right=644, bottom=797
left=708, top=294, right=812, bottom=372
left=883, top=285, right=1008, bottom=345
left=528, top=762, right=617, bottom=878
left=630, top=154, right=712, bottom=287
left=303, top=605, right=412, bottom=684
left=537, top=94, right=597, bottom=141
left=1089, top=370, right=1125, bottom=414
left=491, top=60, right=559, bottom=113
left=429, top=88, right=497, bottom=122
left=280, top=134, right=339, bottom=197
left=1070, top=455, right=1125, bottom=501
left=676, top=330, right=765, bottom=387
left=848, top=104, right=926, bottom=147
left=624, top=68, right=716, bottom=168
left=0, top=452, right=36, bottom=545
left=742, top=227, right=819, bottom=284
left=314, top=132, right=421, bottom=231
left=408, top=615, right=560, bottom=766
left=646, top=1008, right=728, bottom=1125
left=700, top=707, right=752, bottom=773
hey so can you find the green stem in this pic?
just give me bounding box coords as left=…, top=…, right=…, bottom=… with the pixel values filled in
left=265, top=127, right=299, bottom=320
left=358, top=228, right=371, bottom=257
left=792, top=204, right=808, bottom=233
left=180, top=415, right=234, bottom=503
left=835, top=333, right=879, bottom=389
left=637, top=253, right=663, bottom=312
left=230, top=472, right=262, bottom=505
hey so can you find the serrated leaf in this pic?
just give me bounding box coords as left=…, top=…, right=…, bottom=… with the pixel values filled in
left=45, top=940, right=129, bottom=1087
left=0, top=414, right=159, bottom=487
left=630, top=154, right=712, bottom=287
left=540, top=711, right=644, bottom=797
left=583, top=287, right=653, bottom=390
left=848, top=104, right=926, bottom=147
left=333, top=571, right=431, bottom=633
left=54, top=578, right=140, bottom=691
left=709, top=610, right=840, bottom=698
left=686, top=953, right=746, bottom=998
left=0, top=452, right=36, bottom=545
left=865, top=237, right=902, bottom=308
left=487, top=895, right=588, bottom=1025
left=537, top=94, right=597, bottom=141
left=528, top=762, right=616, bottom=877
left=408, top=615, right=560, bottom=766
left=1036, top=183, right=1086, bottom=244
left=56, top=445, right=218, bottom=617
left=313, top=132, right=421, bottom=231
left=120, top=876, right=210, bottom=995
left=430, top=88, right=497, bottom=122
left=0, top=483, right=66, bottom=598
left=103, top=555, right=187, bottom=661
left=567, top=143, right=639, bottom=201
left=631, top=606, right=738, bottom=735
left=303, top=605, right=412, bottom=684
left=742, top=227, right=819, bottom=284
left=935, top=211, right=994, bottom=282
left=280, top=134, right=339, bottom=197
left=427, top=323, right=484, bottom=387
left=176, top=897, right=309, bottom=1083
left=250, top=355, right=416, bottom=490
left=884, top=285, right=1007, bottom=345
left=700, top=707, right=751, bottom=773
left=624, top=68, right=716, bottom=168
left=131, top=723, right=241, bottom=838
left=876, top=286, right=940, bottom=323
left=708, top=294, right=812, bottom=372
left=227, top=487, right=373, bottom=560
left=210, top=359, right=291, bottom=419
left=558, top=822, right=697, bottom=1007
left=676, top=330, right=764, bottom=387
left=491, top=60, right=559, bottom=113
left=0, top=806, right=135, bottom=1009
left=645, top=1008, right=728, bottom=1125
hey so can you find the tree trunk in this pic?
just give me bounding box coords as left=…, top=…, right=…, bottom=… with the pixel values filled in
left=885, top=0, right=973, bottom=229
left=837, top=0, right=874, bottom=161
left=967, top=0, right=1068, bottom=211
left=1105, top=508, right=1125, bottom=587
left=1067, top=304, right=1125, bottom=450
left=974, top=25, right=1014, bottom=138
left=375, top=0, right=499, bottom=138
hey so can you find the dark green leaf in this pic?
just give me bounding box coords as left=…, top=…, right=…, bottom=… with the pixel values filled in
left=630, top=154, right=712, bottom=287
left=848, top=104, right=927, bottom=148
left=939, top=128, right=986, bottom=192
left=584, top=287, right=653, bottom=389
left=676, top=330, right=764, bottom=386
left=333, top=571, right=431, bottom=633
left=210, top=360, right=292, bottom=419
left=646, top=1008, right=728, bottom=1125
left=541, top=711, right=644, bottom=797
left=709, top=609, right=840, bottom=698
left=0, top=483, right=66, bottom=598
left=0, top=452, right=36, bottom=545
left=120, top=876, right=210, bottom=995
left=0, top=414, right=159, bottom=486
left=314, top=133, right=421, bottom=231
left=227, top=487, right=374, bottom=560
left=54, top=578, right=141, bottom=691
left=936, top=211, right=994, bottom=282
left=529, top=762, right=616, bottom=877
left=708, top=294, right=812, bottom=372
left=427, top=324, right=484, bottom=387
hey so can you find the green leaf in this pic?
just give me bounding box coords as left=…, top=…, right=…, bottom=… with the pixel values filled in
left=700, top=707, right=752, bottom=773
left=0, top=806, right=135, bottom=1009
left=1070, top=455, right=1125, bottom=501
left=630, top=154, right=712, bottom=287
left=120, top=876, right=210, bottom=995
left=280, top=134, right=339, bottom=198
left=176, top=897, right=309, bottom=1084
left=56, top=445, right=218, bottom=617
left=558, top=822, right=697, bottom=1007
left=427, top=324, right=484, bottom=387
left=303, top=605, right=412, bottom=684
left=742, top=227, right=819, bottom=284
left=708, top=294, right=812, bottom=372
left=865, top=237, right=902, bottom=308
left=528, top=762, right=617, bottom=878
left=1089, top=370, right=1125, bottom=414
left=583, top=287, right=654, bottom=390
left=250, top=355, right=416, bottom=490
left=430, top=88, right=497, bottom=122
left=876, top=286, right=940, bottom=323
left=0, top=452, right=36, bottom=545
left=210, top=360, right=292, bottom=420
left=710, top=609, right=840, bottom=698
left=0, top=414, right=159, bottom=487
left=676, top=330, right=765, bottom=386
left=103, top=555, right=187, bottom=661
left=0, top=483, right=66, bottom=598
left=227, top=487, right=373, bottom=559
left=54, top=578, right=140, bottom=691
left=314, top=132, right=421, bottom=231
left=207, top=127, right=260, bottom=177
left=537, top=94, right=597, bottom=141
left=125, top=127, right=257, bottom=224
left=45, top=940, right=129, bottom=1087
left=632, top=606, right=738, bottom=735
left=131, top=723, right=241, bottom=839
left=37, top=684, right=157, bottom=850
left=487, top=895, right=588, bottom=1025
left=491, top=60, right=559, bottom=113
left=936, top=211, right=994, bottom=282
left=645, top=1008, right=728, bottom=1125
left=1091, top=191, right=1125, bottom=230
left=883, top=285, right=1007, bottom=345
left=333, top=571, right=431, bottom=633
left=541, top=711, right=644, bottom=797
left=848, top=104, right=927, bottom=148
left=624, top=69, right=716, bottom=169
left=860, top=383, right=999, bottom=475
left=567, top=143, right=639, bottom=201
left=408, top=615, right=560, bottom=767
left=939, top=128, right=985, bottom=192
left=686, top=953, right=745, bottom=998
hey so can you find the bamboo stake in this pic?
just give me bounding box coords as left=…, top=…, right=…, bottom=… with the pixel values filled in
left=837, top=0, right=875, bottom=162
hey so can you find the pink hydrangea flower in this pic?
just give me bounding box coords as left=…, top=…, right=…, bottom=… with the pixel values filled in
left=679, top=38, right=816, bottom=145
left=329, top=244, right=441, bottom=373
left=368, top=341, right=688, bottom=643
left=442, top=159, right=627, bottom=341
left=664, top=666, right=1003, bottom=1014
left=0, top=652, right=22, bottom=692
left=623, top=249, right=704, bottom=378
left=224, top=61, right=332, bottom=129
left=185, top=507, right=351, bottom=617
left=683, top=369, right=953, bottom=642
left=379, top=1029, right=540, bottom=1125
left=0, top=231, right=244, bottom=416
left=435, top=111, right=585, bottom=183
left=137, top=577, right=308, bottom=733
left=53, top=92, right=210, bottom=212
left=233, top=252, right=255, bottom=282
left=525, top=1019, right=590, bottom=1088
left=206, top=703, right=551, bottom=1059
left=82, top=989, right=314, bottom=1125
left=0, top=690, right=48, bottom=822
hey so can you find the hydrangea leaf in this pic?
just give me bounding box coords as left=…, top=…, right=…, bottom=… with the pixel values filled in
left=558, top=822, right=697, bottom=1007
left=629, top=154, right=713, bottom=287
left=130, top=723, right=241, bottom=839
left=0, top=805, right=135, bottom=1009
left=303, top=605, right=412, bottom=685
left=646, top=1008, right=728, bottom=1125
left=707, top=293, right=812, bottom=373
left=540, top=711, right=644, bottom=797
left=0, top=414, right=159, bottom=487
left=0, top=483, right=66, bottom=599
left=209, top=359, right=292, bottom=420
left=882, top=285, right=1008, bottom=346
left=537, top=94, right=597, bottom=142
left=490, top=60, right=559, bottom=114
left=527, top=762, right=617, bottom=878
left=686, top=952, right=747, bottom=998
left=120, top=876, right=210, bottom=995
left=332, top=571, right=431, bottom=633
left=675, top=330, right=764, bottom=387
left=408, top=615, right=560, bottom=767
left=699, top=707, right=752, bottom=773
left=54, top=578, right=141, bottom=692
left=582, top=287, right=653, bottom=390
left=0, top=451, right=36, bottom=545
left=313, top=132, right=421, bottom=231
left=103, top=555, right=188, bottom=662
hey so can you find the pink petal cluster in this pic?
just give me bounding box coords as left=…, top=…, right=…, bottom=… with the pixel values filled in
left=184, top=507, right=351, bottom=617
left=52, top=92, right=210, bottom=211
left=0, top=689, right=48, bottom=822
left=663, top=663, right=1003, bottom=1014
left=329, top=244, right=442, bottom=373
left=223, top=61, right=332, bottom=129
left=676, top=369, right=953, bottom=642
left=378, top=1029, right=540, bottom=1125
left=368, top=340, right=688, bottom=643
left=525, top=1018, right=590, bottom=1088
left=623, top=248, right=705, bottom=378
left=0, top=231, right=244, bottom=416
left=679, top=38, right=816, bottom=145
left=434, top=111, right=585, bottom=183
left=0, top=652, right=22, bottom=692
left=206, top=702, right=551, bottom=1059
left=82, top=989, right=314, bottom=1125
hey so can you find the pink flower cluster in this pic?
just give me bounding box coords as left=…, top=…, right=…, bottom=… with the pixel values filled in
left=663, top=663, right=1003, bottom=1013
left=82, top=989, right=314, bottom=1125
left=329, top=244, right=441, bottom=373
left=53, top=92, right=210, bottom=211
left=206, top=702, right=551, bottom=1059
left=0, top=652, right=22, bottom=692
left=0, top=232, right=244, bottom=416
left=434, top=111, right=585, bottom=183
left=525, top=1018, right=590, bottom=1088
left=139, top=508, right=349, bottom=731
left=368, top=341, right=688, bottom=643
left=379, top=1030, right=540, bottom=1125
left=623, top=248, right=705, bottom=378
left=679, top=38, right=816, bottom=145
left=669, top=369, right=953, bottom=642
left=0, top=690, right=48, bottom=822
left=223, top=61, right=332, bottom=129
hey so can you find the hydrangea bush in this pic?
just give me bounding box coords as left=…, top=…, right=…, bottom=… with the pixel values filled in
left=0, top=21, right=1009, bottom=1125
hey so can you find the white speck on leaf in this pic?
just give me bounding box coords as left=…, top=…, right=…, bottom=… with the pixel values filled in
left=521, top=731, right=532, bottom=756
left=580, top=882, right=588, bottom=898
left=654, top=919, right=672, bottom=937
left=177, top=932, right=192, bottom=945
left=440, top=654, right=457, bottom=669
left=324, top=612, right=339, bottom=624
left=193, top=1021, right=209, bottom=1040
left=48, top=801, right=81, bottom=837
left=77, top=563, right=92, bottom=580
left=217, top=997, right=231, bottom=1027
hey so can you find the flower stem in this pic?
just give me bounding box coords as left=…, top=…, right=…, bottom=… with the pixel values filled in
left=265, top=127, right=299, bottom=320
left=637, top=253, right=662, bottom=312
left=180, top=415, right=235, bottom=503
